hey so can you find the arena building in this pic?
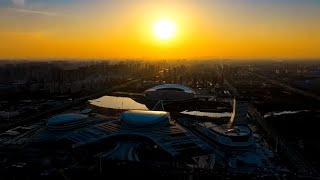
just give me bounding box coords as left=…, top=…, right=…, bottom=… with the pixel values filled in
left=31, top=110, right=212, bottom=159
left=144, top=84, right=196, bottom=101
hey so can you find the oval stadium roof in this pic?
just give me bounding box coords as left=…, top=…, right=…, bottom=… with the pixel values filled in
left=121, top=110, right=169, bottom=128
left=145, top=84, right=195, bottom=94
left=47, top=113, right=88, bottom=127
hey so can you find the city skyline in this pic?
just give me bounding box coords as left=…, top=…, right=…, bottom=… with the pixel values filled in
left=1, top=0, right=320, bottom=60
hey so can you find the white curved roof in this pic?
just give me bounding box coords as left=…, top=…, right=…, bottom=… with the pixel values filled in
left=121, top=110, right=169, bottom=128
left=47, top=113, right=88, bottom=127
left=145, top=84, right=195, bottom=94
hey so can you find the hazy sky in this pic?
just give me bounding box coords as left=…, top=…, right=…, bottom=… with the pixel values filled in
left=0, top=0, right=320, bottom=60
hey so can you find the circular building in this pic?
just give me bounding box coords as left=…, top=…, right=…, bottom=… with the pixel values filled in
left=47, top=113, right=90, bottom=131
left=144, top=84, right=196, bottom=101
left=121, top=110, right=170, bottom=128
left=31, top=113, right=101, bottom=143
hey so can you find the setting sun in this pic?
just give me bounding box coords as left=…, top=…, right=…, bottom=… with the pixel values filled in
left=154, top=20, right=176, bottom=40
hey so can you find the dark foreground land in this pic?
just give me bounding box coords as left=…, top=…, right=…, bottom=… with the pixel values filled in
left=0, top=60, right=320, bottom=179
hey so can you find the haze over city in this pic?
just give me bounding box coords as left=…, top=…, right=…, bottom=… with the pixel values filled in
left=1, top=0, right=320, bottom=60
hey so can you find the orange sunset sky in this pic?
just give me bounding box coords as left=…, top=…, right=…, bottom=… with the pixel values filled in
left=0, top=0, right=320, bottom=60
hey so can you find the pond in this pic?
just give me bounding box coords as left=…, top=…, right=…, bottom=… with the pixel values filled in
left=90, top=96, right=231, bottom=119
left=89, top=96, right=148, bottom=110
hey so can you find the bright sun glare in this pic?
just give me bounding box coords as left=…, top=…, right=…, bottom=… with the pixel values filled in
left=154, top=20, right=176, bottom=40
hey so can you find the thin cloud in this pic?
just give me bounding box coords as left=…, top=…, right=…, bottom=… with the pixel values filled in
left=11, top=0, right=25, bottom=6
left=9, top=0, right=60, bottom=16
left=10, top=7, right=59, bottom=16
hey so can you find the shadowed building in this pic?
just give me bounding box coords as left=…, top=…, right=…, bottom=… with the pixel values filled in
left=144, top=84, right=196, bottom=101
left=31, top=110, right=212, bottom=161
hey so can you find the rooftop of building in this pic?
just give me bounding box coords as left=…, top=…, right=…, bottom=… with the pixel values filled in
left=201, top=122, right=252, bottom=137
left=145, top=84, right=195, bottom=94
left=121, top=110, right=169, bottom=128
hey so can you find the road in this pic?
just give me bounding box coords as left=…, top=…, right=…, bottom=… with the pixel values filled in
left=249, top=72, right=320, bottom=101
left=248, top=106, right=318, bottom=176
left=215, top=65, right=239, bottom=96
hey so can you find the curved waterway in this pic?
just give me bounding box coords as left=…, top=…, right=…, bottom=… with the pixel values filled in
left=264, top=110, right=310, bottom=118
left=180, top=110, right=232, bottom=118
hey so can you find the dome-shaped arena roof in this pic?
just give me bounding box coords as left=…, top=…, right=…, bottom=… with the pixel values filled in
left=47, top=113, right=89, bottom=130
left=145, top=84, right=195, bottom=94
left=144, top=84, right=196, bottom=101
left=121, top=110, right=169, bottom=128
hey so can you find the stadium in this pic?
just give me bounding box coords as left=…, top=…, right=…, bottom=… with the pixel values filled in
left=31, top=110, right=212, bottom=160
left=144, top=84, right=196, bottom=101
